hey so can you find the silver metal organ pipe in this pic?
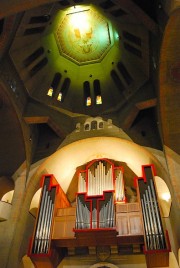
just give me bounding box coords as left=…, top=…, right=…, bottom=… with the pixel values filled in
left=141, top=198, right=150, bottom=249
left=87, top=170, right=91, bottom=196
left=33, top=185, right=47, bottom=253
left=106, top=169, right=108, bottom=190
left=143, top=194, right=153, bottom=250
left=36, top=190, right=49, bottom=254
left=150, top=180, right=166, bottom=249
left=97, top=163, right=100, bottom=195
left=40, top=195, right=51, bottom=253
left=102, top=164, right=105, bottom=193
left=45, top=201, right=54, bottom=253
left=100, top=163, right=102, bottom=195
left=97, top=164, right=99, bottom=195
left=110, top=166, right=113, bottom=190
left=147, top=186, right=160, bottom=249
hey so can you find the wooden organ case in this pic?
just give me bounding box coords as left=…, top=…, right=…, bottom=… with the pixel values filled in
left=27, top=161, right=171, bottom=268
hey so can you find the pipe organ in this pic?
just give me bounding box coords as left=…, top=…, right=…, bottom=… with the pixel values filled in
left=28, top=174, right=70, bottom=267
left=75, top=159, right=125, bottom=231
left=28, top=162, right=170, bottom=268
left=32, top=179, right=55, bottom=254
left=136, top=165, right=170, bottom=268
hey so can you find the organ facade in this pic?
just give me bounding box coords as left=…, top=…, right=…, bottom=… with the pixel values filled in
left=28, top=159, right=170, bottom=268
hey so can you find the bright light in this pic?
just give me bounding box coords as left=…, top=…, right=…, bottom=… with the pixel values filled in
left=86, top=96, right=91, bottom=106
left=69, top=10, right=92, bottom=38
left=47, top=87, right=53, bottom=97
left=114, top=31, right=119, bottom=40
left=57, top=92, right=62, bottom=101
left=96, top=95, right=102, bottom=105
left=161, top=192, right=171, bottom=201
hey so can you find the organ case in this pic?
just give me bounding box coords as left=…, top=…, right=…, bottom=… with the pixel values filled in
left=136, top=165, right=171, bottom=268
left=27, top=162, right=171, bottom=268
left=28, top=174, right=70, bottom=268
left=75, top=159, right=126, bottom=231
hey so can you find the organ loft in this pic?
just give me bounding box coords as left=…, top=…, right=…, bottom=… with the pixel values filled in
left=28, top=159, right=170, bottom=268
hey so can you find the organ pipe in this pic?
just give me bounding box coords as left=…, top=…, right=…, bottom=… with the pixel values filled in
left=76, top=159, right=123, bottom=230
left=137, top=166, right=167, bottom=251
left=32, top=177, right=56, bottom=254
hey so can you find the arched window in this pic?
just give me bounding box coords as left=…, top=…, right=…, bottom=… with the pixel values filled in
left=29, top=188, right=41, bottom=217
left=123, top=42, right=142, bottom=58
left=24, top=27, right=45, bottom=35
left=83, top=81, right=91, bottom=106
left=100, top=0, right=115, bottom=9
left=99, top=121, right=104, bottom=129
left=29, top=57, right=48, bottom=77
left=29, top=15, right=51, bottom=24
left=91, top=120, right=97, bottom=130
left=84, top=123, right=90, bottom=131
left=47, top=73, right=61, bottom=97
left=117, top=61, right=133, bottom=85
left=23, top=47, right=44, bottom=67
left=111, top=70, right=125, bottom=92
left=93, top=79, right=102, bottom=105
left=123, top=31, right=141, bottom=46
left=57, top=78, right=70, bottom=102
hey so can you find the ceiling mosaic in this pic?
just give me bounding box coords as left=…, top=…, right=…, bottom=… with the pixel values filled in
left=55, top=6, right=113, bottom=65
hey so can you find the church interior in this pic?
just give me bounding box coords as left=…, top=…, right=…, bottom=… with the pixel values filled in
left=0, top=0, right=180, bottom=267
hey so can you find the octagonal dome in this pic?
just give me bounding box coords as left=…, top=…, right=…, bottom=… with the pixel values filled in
left=54, top=6, right=114, bottom=65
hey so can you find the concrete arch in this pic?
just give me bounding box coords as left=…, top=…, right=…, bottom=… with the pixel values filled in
left=29, top=136, right=169, bottom=194
left=1, top=190, right=14, bottom=203
left=90, top=263, right=118, bottom=268
left=29, top=188, right=41, bottom=217
left=19, top=255, right=35, bottom=268
left=154, top=176, right=172, bottom=217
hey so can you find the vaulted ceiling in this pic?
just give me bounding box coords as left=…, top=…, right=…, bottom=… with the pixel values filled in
left=0, top=0, right=168, bottom=178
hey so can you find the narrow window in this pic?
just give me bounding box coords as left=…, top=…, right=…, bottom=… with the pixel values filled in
left=83, top=81, right=91, bottom=106
left=117, top=62, right=133, bottom=85
left=29, top=15, right=51, bottom=24
left=51, top=73, right=61, bottom=90
left=93, top=79, right=102, bottom=105
left=58, top=0, right=70, bottom=6
left=124, top=42, right=142, bottom=58
left=57, top=92, right=62, bottom=101
left=29, top=57, right=48, bottom=77
left=84, top=123, right=90, bottom=131
left=111, top=70, right=125, bottom=92
left=99, top=122, right=104, bottom=129
left=58, top=78, right=70, bottom=102
left=110, top=8, right=127, bottom=17
left=123, top=31, right=141, bottom=46
left=24, top=27, right=45, bottom=35
left=23, top=47, right=44, bottom=67
left=91, top=121, right=97, bottom=130
left=48, top=73, right=61, bottom=98
left=100, top=0, right=115, bottom=9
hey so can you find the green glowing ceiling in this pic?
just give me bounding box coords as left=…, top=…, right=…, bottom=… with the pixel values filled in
left=54, top=6, right=113, bottom=65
